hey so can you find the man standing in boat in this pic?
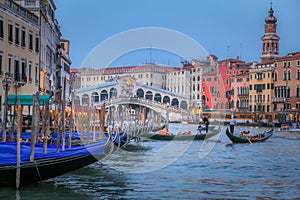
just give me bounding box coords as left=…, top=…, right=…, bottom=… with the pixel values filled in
left=202, top=115, right=209, bottom=133
left=229, top=115, right=237, bottom=134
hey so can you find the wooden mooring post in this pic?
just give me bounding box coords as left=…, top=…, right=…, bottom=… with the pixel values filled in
left=16, top=99, right=22, bottom=189
left=30, top=93, right=40, bottom=161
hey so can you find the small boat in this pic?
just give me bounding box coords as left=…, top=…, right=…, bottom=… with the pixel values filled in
left=274, top=124, right=300, bottom=139
left=225, top=127, right=273, bottom=143
left=0, top=140, right=106, bottom=187
left=148, top=126, right=221, bottom=141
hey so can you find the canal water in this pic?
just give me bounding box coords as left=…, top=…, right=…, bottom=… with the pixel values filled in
left=0, top=123, right=299, bottom=199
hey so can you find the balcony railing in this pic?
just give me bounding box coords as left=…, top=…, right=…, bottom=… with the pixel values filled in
left=272, top=97, right=286, bottom=103
left=4, top=0, right=39, bottom=25
left=237, top=93, right=249, bottom=98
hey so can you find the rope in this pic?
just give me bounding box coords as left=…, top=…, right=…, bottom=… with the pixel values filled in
left=11, top=164, right=24, bottom=169
left=34, top=161, right=43, bottom=181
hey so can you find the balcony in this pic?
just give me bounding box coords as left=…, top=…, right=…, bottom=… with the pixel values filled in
left=4, top=0, right=39, bottom=25
left=272, top=97, right=286, bottom=103
left=254, top=100, right=265, bottom=104
left=24, top=0, right=39, bottom=8
left=237, top=93, right=249, bottom=98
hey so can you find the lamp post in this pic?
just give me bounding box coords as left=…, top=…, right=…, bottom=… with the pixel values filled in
left=2, top=72, right=12, bottom=142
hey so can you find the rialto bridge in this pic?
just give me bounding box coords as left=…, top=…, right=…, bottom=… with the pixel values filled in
left=73, top=76, right=191, bottom=122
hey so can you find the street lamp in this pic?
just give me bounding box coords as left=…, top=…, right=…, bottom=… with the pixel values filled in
left=2, top=72, right=12, bottom=142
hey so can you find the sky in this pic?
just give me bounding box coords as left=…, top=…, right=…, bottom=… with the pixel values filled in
left=54, top=0, right=300, bottom=68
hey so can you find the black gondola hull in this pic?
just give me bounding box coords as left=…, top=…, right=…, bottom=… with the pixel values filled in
left=0, top=141, right=106, bottom=187
left=225, top=128, right=273, bottom=143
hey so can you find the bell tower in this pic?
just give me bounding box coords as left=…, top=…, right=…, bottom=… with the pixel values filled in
left=261, top=2, right=280, bottom=64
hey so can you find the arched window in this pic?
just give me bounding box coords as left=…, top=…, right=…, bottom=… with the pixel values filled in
left=163, top=96, right=170, bottom=104
left=171, top=98, right=179, bottom=107
left=100, top=90, right=108, bottom=101
left=110, top=87, right=118, bottom=98
left=91, top=92, right=99, bottom=103
left=136, top=88, right=144, bottom=98
left=82, top=94, right=89, bottom=105
left=180, top=101, right=188, bottom=109
left=154, top=93, right=162, bottom=102
left=145, top=91, right=153, bottom=100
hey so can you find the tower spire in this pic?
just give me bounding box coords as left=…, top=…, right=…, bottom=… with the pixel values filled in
left=261, top=3, right=280, bottom=64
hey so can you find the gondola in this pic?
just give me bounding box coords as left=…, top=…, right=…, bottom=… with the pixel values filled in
left=151, top=124, right=166, bottom=132
left=0, top=140, right=106, bottom=187
left=225, top=127, right=273, bottom=143
left=148, top=127, right=221, bottom=141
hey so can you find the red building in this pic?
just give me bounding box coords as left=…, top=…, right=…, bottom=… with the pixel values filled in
left=202, top=58, right=245, bottom=111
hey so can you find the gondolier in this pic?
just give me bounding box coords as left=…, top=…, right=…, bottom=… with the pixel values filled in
left=202, top=115, right=209, bottom=133
left=229, top=115, right=237, bottom=134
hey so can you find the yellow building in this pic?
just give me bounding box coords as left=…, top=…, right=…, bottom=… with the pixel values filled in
left=249, top=63, right=275, bottom=117
left=0, top=0, right=40, bottom=108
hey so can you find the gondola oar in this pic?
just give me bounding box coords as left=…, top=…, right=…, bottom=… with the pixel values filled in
left=236, top=126, right=252, bottom=144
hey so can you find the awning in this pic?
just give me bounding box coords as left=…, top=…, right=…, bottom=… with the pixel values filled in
left=8, top=94, right=52, bottom=106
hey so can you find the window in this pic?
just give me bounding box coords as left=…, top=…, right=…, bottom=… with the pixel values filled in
left=35, top=64, right=38, bottom=84
left=297, top=60, right=300, bottom=66
left=14, top=58, right=20, bottom=82
left=15, top=24, right=19, bottom=45
left=8, top=21, right=13, bottom=42
left=21, top=28, right=26, bottom=47
left=21, top=60, right=27, bottom=82
left=0, top=52, right=2, bottom=75
left=287, top=70, right=291, bottom=80
left=297, top=87, right=300, bottom=98
left=35, top=36, right=39, bottom=52
left=28, top=62, right=32, bottom=82
left=8, top=56, right=12, bottom=75
left=0, top=16, right=3, bottom=38
left=29, top=31, right=33, bottom=50
left=297, top=70, right=300, bottom=80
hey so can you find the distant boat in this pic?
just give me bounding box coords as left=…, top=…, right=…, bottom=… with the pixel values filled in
left=225, top=127, right=273, bottom=143
left=274, top=125, right=300, bottom=139
left=0, top=140, right=106, bottom=187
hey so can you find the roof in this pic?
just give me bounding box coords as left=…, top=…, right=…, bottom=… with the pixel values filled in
left=75, top=81, right=117, bottom=93
left=279, top=51, right=300, bottom=60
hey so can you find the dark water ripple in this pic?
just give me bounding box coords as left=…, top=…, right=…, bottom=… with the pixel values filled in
left=0, top=125, right=299, bottom=199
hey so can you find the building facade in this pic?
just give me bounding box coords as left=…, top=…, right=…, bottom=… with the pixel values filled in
left=273, top=52, right=300, bottom=122
left=0, top=0, right=40, bottom=113
left=249, top=62, right=275, bottom=114
left=57, top=38, right=71, bottom=102
left=19, top=0, right=62, bottom=97
left=230, top=63, right=251, bottom=112
left=80, top=64, right=172, bottom=89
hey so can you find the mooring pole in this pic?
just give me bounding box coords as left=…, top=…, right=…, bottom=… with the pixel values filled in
left=16, top=99, right=22, bottom=189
